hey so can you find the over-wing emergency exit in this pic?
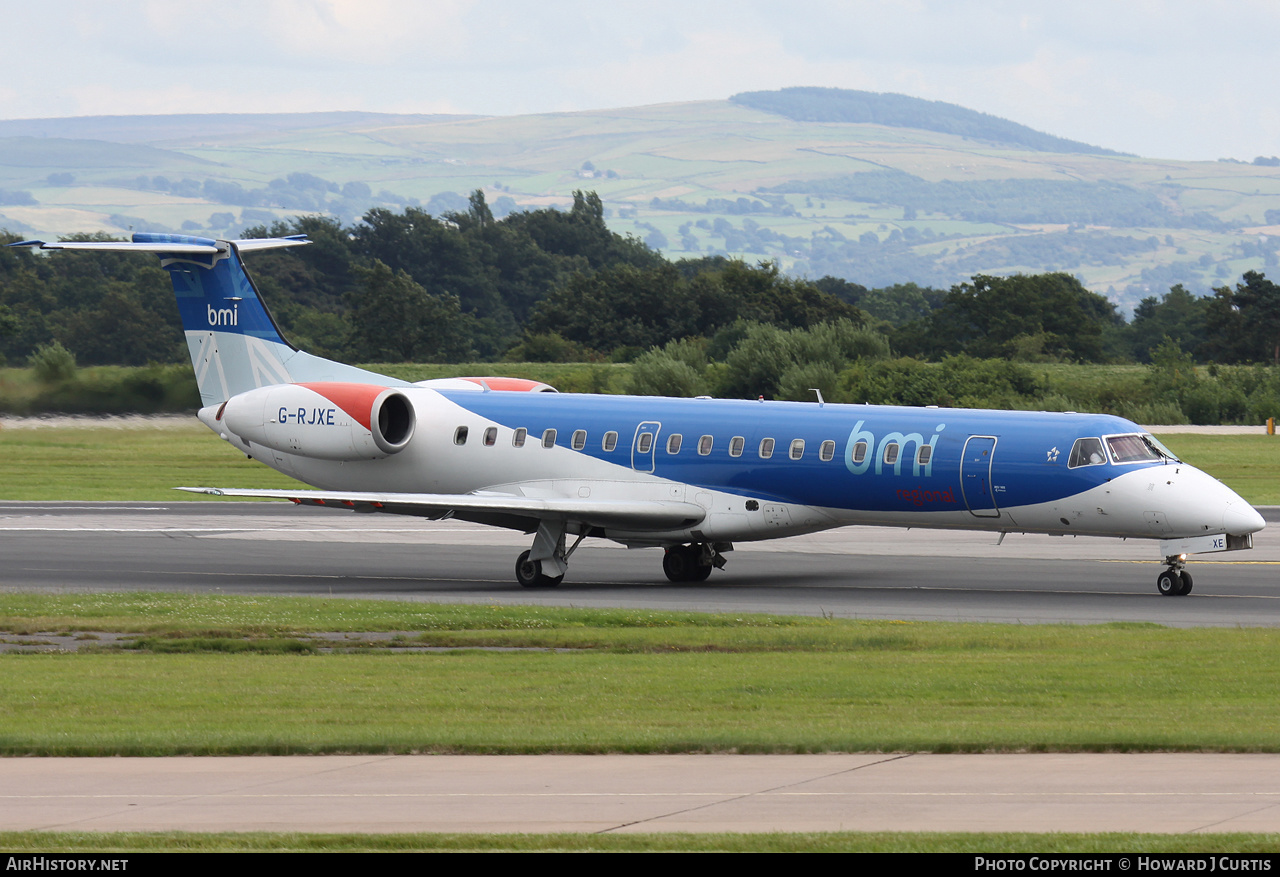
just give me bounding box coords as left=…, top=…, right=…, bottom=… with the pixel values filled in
left=12, top=233, right=1265, bottom=594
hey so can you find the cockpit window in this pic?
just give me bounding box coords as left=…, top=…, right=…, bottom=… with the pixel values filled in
left=1142, top=434, right=1181, bottom=462
left=1106, top=433, right=1176, bottom=465
left=1068, top=437, right=1106, bottom=468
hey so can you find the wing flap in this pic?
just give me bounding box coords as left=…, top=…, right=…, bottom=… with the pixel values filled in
left=176, top=487, right=706, bottom=530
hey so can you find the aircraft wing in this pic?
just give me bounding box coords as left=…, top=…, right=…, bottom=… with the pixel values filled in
left=175, top=487, right=706, bottom=531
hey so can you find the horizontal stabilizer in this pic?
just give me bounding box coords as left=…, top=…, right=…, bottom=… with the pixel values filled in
left=176, top=487, right=707, bottom=531
left=9, top=233, right=310, bottom=254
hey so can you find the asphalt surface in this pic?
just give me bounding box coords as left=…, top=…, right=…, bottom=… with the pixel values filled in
left=1, top=501, right=1278, bottom=625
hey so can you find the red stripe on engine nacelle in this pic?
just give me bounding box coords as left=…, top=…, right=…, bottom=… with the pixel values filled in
left=459, top=377, right=550, bottom=392
left=294, top=382, right=388, bottom=431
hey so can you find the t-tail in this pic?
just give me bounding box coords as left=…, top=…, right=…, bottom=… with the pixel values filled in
left=10, top=233, right=407, bottom=405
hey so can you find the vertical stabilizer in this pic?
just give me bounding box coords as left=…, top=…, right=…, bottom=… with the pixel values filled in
left=11, top=234, right=408, bottom=405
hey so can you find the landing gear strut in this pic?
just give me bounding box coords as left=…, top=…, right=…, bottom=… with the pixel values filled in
left=1157, top=555, right=1193, bottom=596
left=514, top=519, right=585, bottom=588
left=662, top=543, right=729, bottom=582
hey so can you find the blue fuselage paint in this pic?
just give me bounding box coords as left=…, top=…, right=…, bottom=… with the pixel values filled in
left=437, top=391, right=1151, bottom=516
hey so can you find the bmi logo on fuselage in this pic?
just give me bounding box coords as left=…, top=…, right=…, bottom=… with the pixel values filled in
left=207, top=303, right=238, bottom=327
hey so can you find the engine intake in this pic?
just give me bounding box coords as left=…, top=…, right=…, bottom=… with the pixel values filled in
left=220, top=382, right=416, bottom=461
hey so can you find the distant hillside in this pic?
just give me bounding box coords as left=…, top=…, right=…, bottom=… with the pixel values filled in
left=731, top=87, right=1125, bottom=156
left=0, top=136, right=215, bottom=169
left=763, top=168, right=1224, bottom=228
left=4, top=95, right=1280, bottom=312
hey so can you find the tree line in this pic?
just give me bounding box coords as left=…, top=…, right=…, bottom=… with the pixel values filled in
left=2, top=190, right=1279, bottom=416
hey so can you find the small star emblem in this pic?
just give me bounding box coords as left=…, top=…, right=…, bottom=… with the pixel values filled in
left=1047, top=447, right=1060, bottom=463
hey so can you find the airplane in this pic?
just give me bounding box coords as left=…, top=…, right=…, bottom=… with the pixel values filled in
left=11, top=232, right=1266, bottom=596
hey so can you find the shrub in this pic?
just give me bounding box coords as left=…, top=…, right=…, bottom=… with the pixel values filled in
left=30, top=342, right=76, bottom=383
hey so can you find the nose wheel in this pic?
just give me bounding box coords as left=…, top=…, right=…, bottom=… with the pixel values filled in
left=1157, top=560, right=1193, bottom=597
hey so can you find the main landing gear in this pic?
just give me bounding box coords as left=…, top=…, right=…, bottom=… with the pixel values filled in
left=514, top=519, right=584, bottom=588
left=1156, top=555, right=1193, bottom=597
left=511, top=520, right=733, bottom=588
left=662, top=543, right=729, bottom=583
left=515, top=550, right=564, bottom=588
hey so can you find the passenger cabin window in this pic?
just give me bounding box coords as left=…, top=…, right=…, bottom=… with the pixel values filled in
left=637, top=433, right=653, bottom=454
left=483, top=427, right=497, bottom=447
left=820, top=440, right=836, bottom=462
left=571, top=429, right=587, bottom=451
left=789, top=439, right=805, bottom=460
left=603, top=431, right=618, bottom=452
left=453, top=426, right=468, bottom=446
left=512, top=427, right=527, bottom=448
left=1068, top=437, right=1106, bottom=468
left=759, top=438, right=775, bottom=459
left=852, top=441, right=868, bottom=464
left=883, top=443, right=899, bottom=465
left=916, top=444, right=932, bottom=467
left=729, top=436, right=745, bottom=457
left=542, top=428, right=557, bottom=449
left=698, top=435, right=713, bottom=456
left=667, top=434, right=682, bottom=454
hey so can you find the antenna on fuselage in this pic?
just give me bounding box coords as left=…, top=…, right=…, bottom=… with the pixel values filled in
left=810, top=389, right=825, bottom=407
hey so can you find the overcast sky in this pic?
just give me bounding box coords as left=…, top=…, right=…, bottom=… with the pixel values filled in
left=2, top=0, right=1277, bottom=162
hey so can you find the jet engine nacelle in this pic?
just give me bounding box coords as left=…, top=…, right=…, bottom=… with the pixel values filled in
left=218, top=382, right=415, bottom=461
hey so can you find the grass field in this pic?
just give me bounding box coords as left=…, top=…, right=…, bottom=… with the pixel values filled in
left=0, top=419, right=303, bottom=500
left=1154, top=434, right=1280, bottom=504
left=4, top=595, right=1280, bottom=756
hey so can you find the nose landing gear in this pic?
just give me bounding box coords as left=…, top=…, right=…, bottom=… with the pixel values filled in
left=1157, top=555, right=1193, bottom=596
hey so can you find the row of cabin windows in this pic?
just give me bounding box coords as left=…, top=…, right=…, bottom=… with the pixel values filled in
left=453, top=426, right=928, bottom=467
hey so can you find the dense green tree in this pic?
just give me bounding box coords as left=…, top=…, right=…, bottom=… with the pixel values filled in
left=1127, top=284, right=1208, bottom=361
left=1203, top=271, right=1280, bottom=364
left=504, top=190, right=658, bottom=271
left=528, top=262, right=696, bottom=353
left=345, top=261, right=472, bottom=362
left=896, top=273, right=1122, bottom=362
left=856, top=282, right=945, bottom=327
left=699, top=260, right=864, bottom=331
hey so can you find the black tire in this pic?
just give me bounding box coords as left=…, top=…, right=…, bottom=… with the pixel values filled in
left=1177, top=572, right=1193, bottom=596
left=688, top=563, right=713, bottom=582
left=662, top=547, right=691, bottom=582
left=1157, top=570, right=1181, bottom=596
left=516, top=550, right=562, bottom=588
left=663, top=546, right=713, bottom=583
left=516, top=550, right=543, bottom=588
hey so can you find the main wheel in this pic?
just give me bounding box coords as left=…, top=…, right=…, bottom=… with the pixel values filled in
left=662, top=547, right=693, bottom=582
left=515, top=550, right=562, bottom=588
left=1177, top=572, right=1194, bottom=596
left=1157, top=570, right=1181, bottom=596
left=663, top=546, right=714, bottom=582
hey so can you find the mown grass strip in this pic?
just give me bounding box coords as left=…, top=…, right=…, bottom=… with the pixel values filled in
left=0, top=422, right=302, bottom=500
left=2, top=831, right=1278, bottom=852
left=1155, top=434, right=1280, bottom=505
left=3, top=596, right=1280, bottom=755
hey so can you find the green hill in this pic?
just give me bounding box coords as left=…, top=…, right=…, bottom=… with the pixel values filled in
left=730, top=87, right=1125, bottom=156
left=3, top=93, right=1280, bottom=312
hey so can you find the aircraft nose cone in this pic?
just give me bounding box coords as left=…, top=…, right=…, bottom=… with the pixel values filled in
left=1224, top=502, right=1266, bottom=535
